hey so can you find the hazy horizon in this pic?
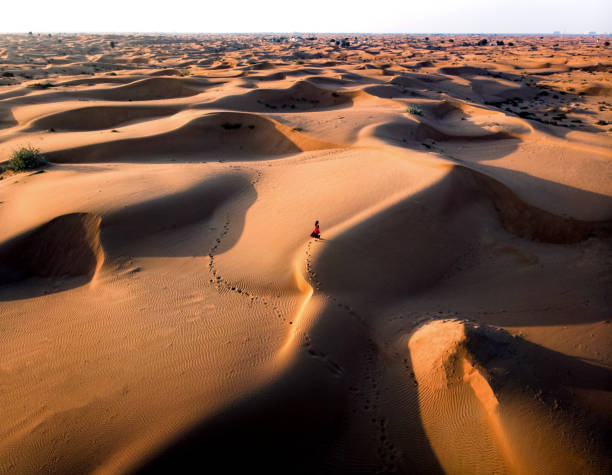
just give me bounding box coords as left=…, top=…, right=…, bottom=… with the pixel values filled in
left=2, top=0, right=611, bottom=35
left=2, top=31, right=612, bottom=36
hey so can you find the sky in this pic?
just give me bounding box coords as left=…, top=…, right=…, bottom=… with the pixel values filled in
left=1, top=0, right=611, bottom=34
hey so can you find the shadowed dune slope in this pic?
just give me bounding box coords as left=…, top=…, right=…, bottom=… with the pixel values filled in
left=0, top=106, right=17, bottom=129
left=55, top=76, right=142, bottom=87
left=0, top=78, right=210, bottom=108
left=45, top=112, right=336, bottom=162
left=133, top=347, right=350, bottom=475
left=0, top=213, right=102, bottom=285
left=101, top=172, right=255, bottom=258
left=408, top=320, right=612, bottom=474
left=312, top=165, right=609, bottom=302
left=373, top=116, right=519, bottom=145
left=148, top=69, right=184, bottom=77
left=206, top=80, right=361, bottom=112
left=438, top=66, right=493, bottom=77
left=83, top=77, right=206, bottom=101
left=27, top=105, right=181, bottom=131
left=247, top=71, right=286, bottom=81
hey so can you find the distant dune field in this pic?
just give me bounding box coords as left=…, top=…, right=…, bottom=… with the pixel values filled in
left=0, top=33, right=611, bottom=474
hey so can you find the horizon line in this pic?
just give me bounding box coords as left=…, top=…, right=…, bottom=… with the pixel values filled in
left=1, top=31, right=611, bottom=36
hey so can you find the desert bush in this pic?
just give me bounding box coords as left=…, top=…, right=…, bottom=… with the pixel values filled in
left=221, top=122, right=242, bottom=130
left=407, top=107, right=423, bottom=116
left=2, top=72, right=14, bottom=77
left=5, top=146, right=47, bottom=172
left=29, top=82, right=55, bottom=89
left=110, top=41, right=115, bottom=48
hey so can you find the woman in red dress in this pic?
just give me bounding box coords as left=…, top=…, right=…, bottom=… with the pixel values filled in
left=310, top=220, right=320, bottom=239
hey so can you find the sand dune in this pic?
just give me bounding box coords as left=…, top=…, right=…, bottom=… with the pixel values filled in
left=408, top=319, right=611, bottom=474
left=0, top=212, right=102, bottom=285
left=207, top=80, right=363, bottom=112
left=101, top=173, right=253, bottom=258
left=309, top=164, right=608, bottom=305
left=45, top=112, right=336, bottom=162
left=148, top=69, right=185, bottom=77
left=27, top=105, right=181, bottom=131
left=373, top=116, right=519, bottom=145
left=0, top=106, right=17, bottom=129
left=0, top=33, right=611, bottom=475
left=81, top=77, right=207, bottom=101
left=55, top=76, right=141, bottom=87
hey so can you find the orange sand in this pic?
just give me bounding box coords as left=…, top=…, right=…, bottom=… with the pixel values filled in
left=0, top=33, right=611, bottom=474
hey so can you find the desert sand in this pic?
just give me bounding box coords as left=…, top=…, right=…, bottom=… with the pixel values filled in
left=0, top=33, right=611, bottom=474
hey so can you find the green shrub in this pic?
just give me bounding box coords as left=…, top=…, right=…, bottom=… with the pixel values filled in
left=5, top=146, right=47, bottom=172
left=407, top=106, right=423, bottom=116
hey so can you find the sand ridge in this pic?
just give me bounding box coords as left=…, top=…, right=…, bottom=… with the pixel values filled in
left=0, top=33, right=611, bottom=474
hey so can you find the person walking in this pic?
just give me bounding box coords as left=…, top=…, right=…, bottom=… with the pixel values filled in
left=310, top=220, right=321, bottom=239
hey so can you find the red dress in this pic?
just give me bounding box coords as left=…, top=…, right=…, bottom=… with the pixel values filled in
left=311, top=225, right=320, bottom=238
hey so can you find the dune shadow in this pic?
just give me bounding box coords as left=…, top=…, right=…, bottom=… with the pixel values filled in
left=363, top=84, right=427, bottom=99
left=372, top=117, right=522, bottom=161
left=0, top=213, right=102, bottom=301
left=26, top=105, right=182, bottom=132
left=312, top=165, right=611, bottom=323
left=0, top=174, right=256, bottom=300
left=466, top=324, right=612, bottom=397
left=44, top=112, right=330, bottom=163
left=2, top=77, right=215, bottom=108
left=311, top=167, right=498, bottom=303
left=465, top=324, right=612, bottom=454
left=196, top=80, right=358, bottom=113
left=132, top=303, right=444, bottom=474
left=54, top=75, right=144, bottom=87
left=469, top=162, right=612, bottom=222
left=409, top=319, right=612, bottom=471
left=102, top=172, right=256, bottom=258
left=0, top=105, right=17, bottom=129
left=133, top=345, right=348, bottom=474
